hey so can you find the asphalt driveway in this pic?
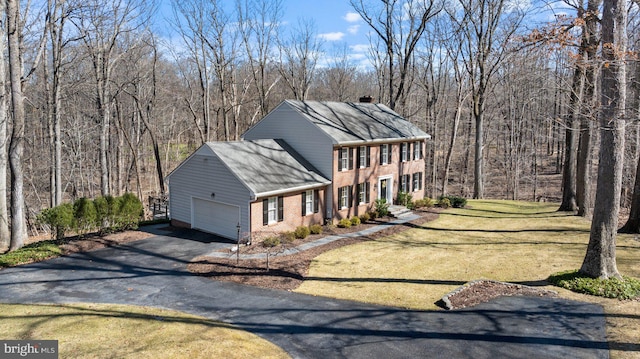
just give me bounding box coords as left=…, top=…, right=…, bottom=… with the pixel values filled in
left=0, top=226, right=610, bottom=358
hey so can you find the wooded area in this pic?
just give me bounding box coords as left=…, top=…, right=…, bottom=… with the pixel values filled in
left=0, top=0, right=638, bottom=269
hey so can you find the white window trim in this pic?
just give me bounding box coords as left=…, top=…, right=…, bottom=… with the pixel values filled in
left=413, top=141, right=421, bottom=160
left=267, top=197, right=278, bottom=224
left=381, top=144, right=389, bottom=165
left=340, top=187, right=349, bottom=209
left=359, top=146, right=367, bottom=168
left=305, top=190, right=314, bottom=215
left=340, top=148, right=349, bottom=171
left=401, top=143, right=408, bottom=162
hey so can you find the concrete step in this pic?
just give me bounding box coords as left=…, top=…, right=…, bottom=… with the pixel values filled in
left=388, top=205, right=412, bottom=218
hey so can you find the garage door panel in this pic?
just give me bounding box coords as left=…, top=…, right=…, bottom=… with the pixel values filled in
left=193, top=198, right=239, bottom=239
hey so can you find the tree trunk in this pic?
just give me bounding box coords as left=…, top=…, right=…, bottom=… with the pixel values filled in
left=558, top=59, right=584, bottom=212
left=7, top=0, right=27, bottom=251
left=580, top=0, right=626, bottom=279
left=473, top=92, right=484, bottom=199
left=0, top=2, right=9, bottom=251
left=576, top=0, right=600, bottom=218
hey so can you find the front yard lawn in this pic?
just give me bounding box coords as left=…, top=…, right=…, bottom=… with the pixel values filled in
left=0, top=303, right=289, bottom=359
left=294, top=200, right=640, bottom=358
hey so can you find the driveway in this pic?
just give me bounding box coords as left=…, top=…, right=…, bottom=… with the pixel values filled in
left=0, top=227, right=609, bottom=359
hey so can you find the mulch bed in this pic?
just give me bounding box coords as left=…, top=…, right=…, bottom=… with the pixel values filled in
left=439, top=280, right=558, bottom=310
left=188, top=210, right=439, bottom=291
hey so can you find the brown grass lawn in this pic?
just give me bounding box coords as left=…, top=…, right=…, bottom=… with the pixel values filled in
left=294, top=200, right=640, bottom=359
left=0, top=303, right=289, bottom=359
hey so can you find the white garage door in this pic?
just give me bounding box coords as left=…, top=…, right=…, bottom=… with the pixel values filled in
left=192, top=198, right=239, bottom=239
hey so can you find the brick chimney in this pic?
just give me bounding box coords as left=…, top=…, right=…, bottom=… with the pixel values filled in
left=359, top=96, right=373, bottom=103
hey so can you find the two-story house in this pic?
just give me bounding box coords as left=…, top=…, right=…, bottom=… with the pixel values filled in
left=167, top=99, right=430, bottom=241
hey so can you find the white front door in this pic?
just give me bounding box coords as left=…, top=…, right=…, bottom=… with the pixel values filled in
left=378, top=176, right=393, bottom=204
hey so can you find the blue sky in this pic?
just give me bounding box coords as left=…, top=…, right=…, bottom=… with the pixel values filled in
left=157, top=0, right=371, bottom=68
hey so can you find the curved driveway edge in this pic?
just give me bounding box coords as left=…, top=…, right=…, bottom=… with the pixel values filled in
left=0, top=229, right=609, bottom=359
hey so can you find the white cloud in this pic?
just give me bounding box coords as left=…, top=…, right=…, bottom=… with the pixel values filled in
left=344, top=12, right=361, bottom=22
left=347, top=25, right=360, bottom=35
left=350, top=44, right=370, bottom=53
left=318, top=32, right=345, bottom=41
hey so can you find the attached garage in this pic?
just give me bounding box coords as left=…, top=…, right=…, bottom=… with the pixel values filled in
left=192, top=198, right=239, bottom=239
left=167, top=139, right=329, bottom=242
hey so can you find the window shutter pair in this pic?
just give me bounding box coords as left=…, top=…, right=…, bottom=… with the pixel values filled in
left=263, top=197, right=284, bottom=225
left=356, top=146, right=371, bottom=168
left=301, top=190, right=321, bottom=215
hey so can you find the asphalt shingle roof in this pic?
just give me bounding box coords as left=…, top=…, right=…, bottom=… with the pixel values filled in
left=284, top=100, right=430, bottom=144
left=206, top=139, right=330, bottom=197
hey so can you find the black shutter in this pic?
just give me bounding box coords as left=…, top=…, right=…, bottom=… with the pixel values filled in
left=366, top=146, right=371, bottom=167
left=349, top=185, right=353, bottom=208
left=349, top=147, right=354, bottom=170
left=301, top=191, right=306, bottom=216
left=356, top=147, right=361, bottom=168
left=278, top=196, right=284, bottom=222
left=380, top=145, right=384, bottom=164
left=387, top=144, right=393, bottom=164
left=366, top=182, right=370, bottom=203
left=263, top=199, right=268, bottom=225
left=314, top=190, right=319, bottom=213
left=338, top=149, right=343, bottom=171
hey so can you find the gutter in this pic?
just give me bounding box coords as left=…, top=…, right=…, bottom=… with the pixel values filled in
left=251, top=181, right=331, bottom=200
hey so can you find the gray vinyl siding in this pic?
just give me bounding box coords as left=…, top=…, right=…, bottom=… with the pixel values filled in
left=243, top=102, right=334, bottom=178
left=168, top=149, right=252, bottom=235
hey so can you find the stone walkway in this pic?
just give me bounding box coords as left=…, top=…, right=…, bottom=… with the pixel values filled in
left=205, top=213, right=421, bottom=259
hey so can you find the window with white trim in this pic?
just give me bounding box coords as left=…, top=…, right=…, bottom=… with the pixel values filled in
left=358, top=146, right=368, bottom=168
left=358, top=182, right=370, bottom=204
left=339, top=148, right=349, bottom=171
left=267, top=197, right=278, bottom=223
left=401, top=143, right=409, bottom=162
left=413, top=141, right=422, bottom=160
left=413, top=172, right=423, bottom=191
left=339, top=186, right=351, bottom=209
left=400, top=174, right=411, bottom=192
left=304, top=190, right=314, bottom=215
left=380, top=144, right=389, bottom=165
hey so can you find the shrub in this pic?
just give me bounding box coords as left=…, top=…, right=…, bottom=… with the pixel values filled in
left=396, top=191, right=413, bottom=207
left=36, top=203, right=74, bottom=240
left=281, top=231, right=296, bottom=243
left=262, top=236, right=281, bottom=248
left=413, top=197, right=434, bottom=209
left=438, top=195, right=467, bottom=208
left=117, top=193, right=144, bottom=230
left=337, top=218, right=352, bottom=228
left=350, top=216, right=361, bottom=226
left=438, top=197, right=451, bottom=209
left=294, top=226, right=310, bottom=239
left=309, top=224, right=323, bottom=235
left=359, top=212, right=370, bottom=223
left=367, top=211, right=378, bottom=220
left=93, top=195, right=120, bottom=233
left=74, top=197, right=97, bottom=235
left=549, top=270, right=640, bottom=300
left=374, top=198, right=389, bottom=217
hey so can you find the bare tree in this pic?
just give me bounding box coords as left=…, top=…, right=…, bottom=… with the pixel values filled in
left=580, top=0, right=627, bottom=279
left=0, top=2, right=9, bottom=251
left=71, top=0, right=150, bottom=196
left=448, top=0, right=525, bottom=199
left=6, top=0, right=27, bottom=250
left=351, top=0, right=443, bottom=112
left=277, top=18, right=322, bottom=101
left=237, top=0, right=282, bottom=120
left=575, top=0, right=601, bottom=218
